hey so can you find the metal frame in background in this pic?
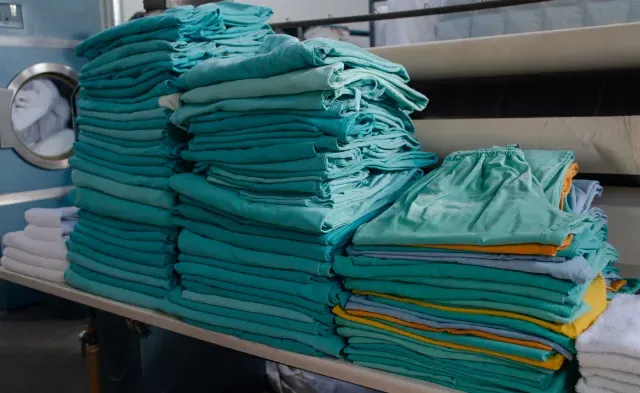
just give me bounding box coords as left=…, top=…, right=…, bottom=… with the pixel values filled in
left=270, top=0, right=552, bottom=46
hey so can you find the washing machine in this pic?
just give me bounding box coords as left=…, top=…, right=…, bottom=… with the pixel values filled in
left=0, top=0, right=109, bottom=309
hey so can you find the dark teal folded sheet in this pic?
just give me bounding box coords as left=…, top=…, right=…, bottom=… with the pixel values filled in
left=70, top=157, right=172, bottom=191
left=74, top=224, right=176, bottom=254
left=70, top=264, right=169, bottom=298
left=78, top=209, right=178, bottom=235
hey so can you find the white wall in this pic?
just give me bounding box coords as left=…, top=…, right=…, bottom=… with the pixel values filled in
left=235, top=0, right=369, bottom=24
left=121, top=0, right=144, bottom=22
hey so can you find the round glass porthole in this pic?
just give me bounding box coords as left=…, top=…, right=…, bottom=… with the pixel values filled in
left=8, top=63, right=77, bottom=170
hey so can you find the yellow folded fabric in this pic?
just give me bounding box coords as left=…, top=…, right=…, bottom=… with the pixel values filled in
left=344, top=308, right=553, bottom=351
left=354, top=274, right=606, bottom=339
left=559, top=163, right=579, bottom=210
left=406, top=235, right=573, bottom=257
left=607, top=279, right=627, bottom=292
left=334, top=306, right=565, bottom=370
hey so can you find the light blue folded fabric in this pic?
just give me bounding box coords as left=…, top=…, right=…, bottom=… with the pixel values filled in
left=216, top=2, right=272, bottom=26
left=68, top=240, right=173, bottom=279
left=180, top=34, right=409, bottom=90
left=70, top=188, right=174, bottom=227
left=70, top=157, right=171, bottom=191
left=174, top=262, right=345, bottom=306
left=65, top=268, right=168, bottom=310
left=70, top=264, right=169, bottom=298
left=75, top=151, right=177, bottom=177
left=164, top=294, right=344, bottom=357
left=72, top=170, right=176, bottom=209
left=174, top=217, right=337, bottom=263
left=69, top=231, right=174, bottom=268
left=565, top=180, right=603, bottom=213
left=73, top=224, right=175, bottom=254
left=346, top=297, right=572, bottom=359
left=169, top=170, right=421, bottom=234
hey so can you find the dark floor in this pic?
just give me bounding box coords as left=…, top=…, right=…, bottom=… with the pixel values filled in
left=0, top=304, right=89, bottom=393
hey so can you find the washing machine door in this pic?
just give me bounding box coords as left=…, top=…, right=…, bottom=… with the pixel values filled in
left=0, top=62, right=77, bottom=170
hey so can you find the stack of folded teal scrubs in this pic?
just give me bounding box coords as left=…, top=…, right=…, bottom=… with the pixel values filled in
left=164, top=34, right=438, bottom=357
left=64, top=3, right=273, bottom=311
left=332, top=145, right=618, bottom=393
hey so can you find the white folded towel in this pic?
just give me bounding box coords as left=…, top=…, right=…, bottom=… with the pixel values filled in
left=24, top=207, right=78, bottom=228
left=578, top=353, right=640, bottom=376
left=582, top=367, right=640, bottom=387
left=3, top=247, right=68, bottom=271
left=0, top=256, right=65, bottom=283
left=577, top=294, right=640, bottom=359
left=576, top=379, right=615, bottom=393
left=585, top=375, right=640, bottom=393
left=2, top=231, right=67, bottom=260
left=24, top=223, right=76, bottom=242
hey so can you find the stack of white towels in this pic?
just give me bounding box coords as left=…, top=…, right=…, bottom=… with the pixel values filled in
left=577, top=294, right=640, bottom=393
left=1, top=207, right=78, bottom=282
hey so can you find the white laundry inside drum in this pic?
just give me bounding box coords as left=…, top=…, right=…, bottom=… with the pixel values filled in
left=11, top=77, right=73, bottom=158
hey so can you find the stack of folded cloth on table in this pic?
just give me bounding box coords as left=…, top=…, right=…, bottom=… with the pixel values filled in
left=1, top=207, right=77, bottom=283
left=65, top=3, right=273, bottom=311
left=576, top=294, right=640, bottom=393
left=332, top=145, right=617, bottom=393
left=164, top=34, right=438, bottom=357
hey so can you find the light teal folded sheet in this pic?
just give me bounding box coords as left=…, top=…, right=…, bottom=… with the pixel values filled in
left=77, top=116, right=169, bottom=132
left=76, top=4, right=224, bottom=58
left=68, top=252, right=175, bottom=290
left=72, top=170, right=175, bottom=209
left=353, top=145, right=592, bottom=252
left=69, top=231, right=174, bottom=268
left=182, top=280, right=334, bottom=325
left=344, top=278, right=588, bottom=323
left=363, top=294, right=575, bottom=351
left=74, top=151, right=177, bottom=178
left=169, top=170, right=421, bottom=234
left=78, top=107, right=171, bottom=122
left=70, top=188, right=174, bottom=228
left=168, top=289, right=329, bottom=336
left=70, top=264, right=169, bottom=298
left=180, top=63, right=427, bottom=112
left=77, top=97, right=165, bottom=114
left=180, top=34, right=409, bottom=90
left=74, top=142, right=173, bottom=167
left=65, top=268, right=168, bottom=310
left=68, top=240, right=173, bottom=279
left=525, top=150, right=575, bottom=209
left=174, top=262, right=345, bottom=306
left=70, top=157, right=171, bottom=191
left=73, top=224, right=175, bottom=254
left=78, top=209, right=178, bottom=235
left=174, top=217, right=337, bottom=262
left=185, top=318, right=324, bottom=357
left=177, top=230, right=332, bottom=276
left=164, top=292, right=344, bottom=357
left=216, top=2, right=272, bottom=26
left=174, top=198, right=382, bottom=246
left=179, top=253, right=322, bottom=284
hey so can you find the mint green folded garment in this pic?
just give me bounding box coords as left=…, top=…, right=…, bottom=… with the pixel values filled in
left=170, top=170, right=420, bottom=234
left=174, top=262, right=345, bottom=306
left=77, top=115, right=168, bottom=131
left=79, top=68, right=168, bottom=89
left=70, top=264, right=169, bottom=298
left=180, top=63, right=427, bottom=112
left=353, top=145, right=593, bottom=252
left=177, top=230, right=332, bottom=276
left=525, top=150, right=575, bottom=209
left=72, top=170, right=175, bottom=210
left=79, top=131, right=170, bottom=148
left=78, top=209, right=178, bottom=235
left=74, top=224, right=176, bottom=254
left=216, top=2, right=272, bottom=25
left=183, top=290, right=313, bottom=323
left=181, top=279, right=334, bottom=324
left=363, top=294, right=575, bottom=351
left=80, top=126, right=167, bottom=142
left=78, top=97, right=165, bottom=114
left=344, top=278, right=588, bottom=323
left=70, top=188, right=174, bottom=228
left=174, top=217, right=337, bottom=262
left=163, top=294, right=344, bottom=357
left=334, top=255, right=579, bottom=293
left=70, top=157, right=171, bottom=191
left=557, top=220, right=604, bottom=258
left=168, top=289, right=329, bottom=336
left=184, top=318, right=324, bottom=357
left=65, top=268, right=168, bottom=310
left=180, top=34, right=408, bottom=90
left=179, top=254, right=322, bottom=283
left=74, top=151, right=177, bottom=178
left=68, top=240, right=173, bottom=279
left=68, top=251, right=175, bottom=290
left=69, top=231, right=174, bottom=268
left=78, top=107, right=171, bottom=122
left=74, top=142, right=172, bottom=167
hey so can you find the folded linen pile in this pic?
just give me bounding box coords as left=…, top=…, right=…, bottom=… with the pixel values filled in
left=65, top=3, right=273, bottom=310
left=164, top=34, right=438, bottom=357
left=576, top=294, right=640, bottom=393
left=333, top=145, right=616, bottom=393
left=1, top=207, right=77, bottom=282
